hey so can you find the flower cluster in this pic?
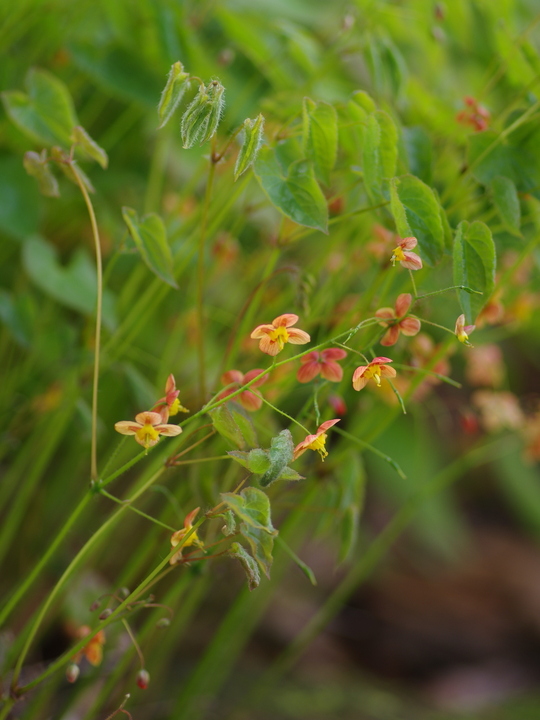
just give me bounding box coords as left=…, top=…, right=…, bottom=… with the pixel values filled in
left=456, top=96, right=490, bottom=132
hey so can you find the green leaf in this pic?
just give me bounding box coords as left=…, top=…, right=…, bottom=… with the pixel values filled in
left=220, top=487, right=277, bottom=535
left=362, top=111, right=397, bottom=202
left=228, top=404, right=258, bottom=448
left=259, top=429, right=295, bottom=487
left=122, top=207, right=177, bottom=288
left=402, top=126, right=432, bottom=184
left=181, top=80, right=225, bottom=148
left=240, top=523, right=275, bottom=578
left=453, top=221, right=496, bottom=322
left=228, top=448, right=271, bottom=474
left=234, top=114, right=265, bottom=180
left=390, top=174, right=445, bottom=265
left=229, top=542, right=260, bottom=590
left=158, top=61, right=190, bottom=129
left=491, top=175, right=521, bottom=235
left=71, top=126, right=108, bottom=169
left=350, top=90, right=376, bottom=114
left=22, top=236, right=117, bottom=331
left=209, top=404, right=246, bottom=449
left=275, top=466, right=304, bottom=482
left=1, top=68, right=78, bottom=147
left=221, top=510, right=236, bottom=537
left=302, top=98, right=338, bottom=186
left=254, top=146, right=328, bottom=233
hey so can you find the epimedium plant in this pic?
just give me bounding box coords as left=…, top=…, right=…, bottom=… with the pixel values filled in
left=1, top=16, right=539, bottom=718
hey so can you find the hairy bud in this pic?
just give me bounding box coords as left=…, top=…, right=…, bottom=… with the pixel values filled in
left=158, top=61, right=190, bottom=129
left=181, top=80, right=225, bottom=149
left=234, top=114, right=265, bottom=180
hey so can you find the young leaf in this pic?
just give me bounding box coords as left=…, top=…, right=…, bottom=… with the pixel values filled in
left=259, top=429, right=295, bottom=487
left=1, top=68, right=78, bottom=147
left=209, top=404, right=246, bottom=449
left=254, top=146, right=328, bottom=233
left=221, top=510, right=236, bottom=536
left=239, top=523, right=275, bottom=578
left=181, top=79, right=225, bottom=148
left=390, top=174, right=445, bottom=265
left=274, top=466, right=304, bottom=482
left=23, top=151, right=59, bottom=197
left=491, top=175, right=521, bottom=235
left=158, top=61, right=190, bottom=129
left=220, top=487, right=277, bottom=535
left=229, top=542, right=260, bottom=590
left=228, top=404, right=258, bottom=448
left=122, top=207, right=177, bottom=288
left=302, top=98, right=338, bottom=186
left=234, top=114, right=265, bottom=180
left=453, top=220, right=496, bottom=322
left=71, top=126, right=108, bottom=169
left=228, top=448, right=271, bottom=474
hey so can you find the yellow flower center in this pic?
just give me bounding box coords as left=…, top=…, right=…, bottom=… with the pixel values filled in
left=364, top=365, right=382, bottom=386
left=308, top=433, right=328, bottom=460
left=171, top=527, right=204, bottom=550
left=135, top=423, right=160, bottom=448
left=391, top=246, right=406, bottom=265
left=269, top=326, right=290, bottom=350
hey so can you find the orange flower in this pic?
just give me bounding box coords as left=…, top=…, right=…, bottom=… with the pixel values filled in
left=153, top=374, right=189, bottom=422
left=297, top=348, right=347, bottom=383
left=73, top=626, right=106, bottom=667
left=391, top=237, right=423, bottom=270
left=293, top=419, right=340, bottom=461
left=352, top=357, right=396, bottom=391
left=170, top=507, right=205, bottom=565
left=217, top=368, right=268, bottom=411
left=455, top=314, right=475, bottom=346
left=375, top=293, right=421, bottom=346
left=251, top=313, right=310, bottom=356
left=115, top=411, right=182, bottom=449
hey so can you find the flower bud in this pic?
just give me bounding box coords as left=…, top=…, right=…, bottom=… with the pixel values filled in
left=99, top=608, right=112, bottom=620
left=181, top=80, right=225, bottom=149
left=156, top=617, right=170, bottom=628
left=66, top=663, right=80, bottom=683
left=136, top=669, right=150, bottom=690
left=119, top=587, right=130, bottom=598
left=234, top=114, right=265, bottom=180
left=158, top=61, right=190, bottom=129
left=89, top=599, right=101, bottom=611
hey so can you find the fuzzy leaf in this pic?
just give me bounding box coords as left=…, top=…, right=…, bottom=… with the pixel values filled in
left=453, top=220, right=496, bottom=322
left=122, top=207, right=177, bottom=288
left=71, top=126, right=108, bottom=168
left=240, top=524, right=275, bottom=578
left=234, top=114, right=265, bottom=180
left=158, top=61, right=190, bottom=129
left=254, top=147, right=328, bottom=233
left=390, top=174, right=444, bottom=265
left=302, top=98, right=338, bottom=186
left=229, top=542, right=260, bottom=590
left=228, top=448, right=271, bottom=474
left=259, top=430, right=295, bottom=487
left=209, top=404, right=246, bottom=449
left=220, top=487, right=276, bottom=535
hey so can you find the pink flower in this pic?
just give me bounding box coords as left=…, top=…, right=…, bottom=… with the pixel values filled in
left=217, top=368, right=268, bottom=411
left=455, top=314, right=475, bottom=346
left=328, top=394, right=347, bottom=416
left=153, top=374, right=189, bottom=422
left=293, top=419, right=340, bottom=461
left=297, top=348, right=347, bottom=383
left=456, top=96, right=490, bottom=132
left=352, top=357, right=396, bottom=391
left=251, top=314, right=310, bottom=356
left=170, top=507, right=205, bottom=565
left=375, top=293, right=421, bottom=346
left=115, top=411, right=182, bottom=449
left=391, top=237, right=423, bottom=270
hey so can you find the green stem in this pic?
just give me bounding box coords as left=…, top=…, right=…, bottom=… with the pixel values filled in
left=334, top=427, right=407, bottom=479
left=259, top=396, right=310, bottom=433
left=99, top=489, right=176, bottom=532
left=72, top=163, right=103, bottom=482
left=414, top=284, right=482, bottom=301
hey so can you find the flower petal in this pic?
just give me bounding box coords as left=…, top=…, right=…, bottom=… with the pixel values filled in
left=156, top=423, right=182, bottom=437
left=300, top=351, right=320, bottom=365
left=250, top=324, right=274, bottom=339
left=352, top=375, right=368, bottom=391
left=165, top=374, right=176, bottom=395
left=320, top=348, right=347, bottom=361
left=320, top=360, right=343, bottom=382
left=371, top=356, right=394, bottom=364
left=401, top=236, right=418, bottom=250
left=380, top=365, right=397, bottom=378
left=273, top=313, right=299, bottom=328
left=317, top=419, right=340, bottom=433
left=244, top=368, right=268, bottom=387
left=352, top=365, right=368, bottom=384
left=240, top=390, right=263, bottom=411
left=287, top=328, right=311, bottom=344
left=395, top=293, right=412, bottom=317
left=297, top=362, right=321, bottom=383
left=259, top=334, right=281, bottom=355
left=221, top=369, right=244, bottom=385
left=400, top=317, right=421, bottom=336
left=135, top=411, right=163, bottom=426
left=375, top=308, right=395, bottom=322
left=380, top=325, right=400, bottom=347
left=114, top=421, right=140, bottom=436
left=400, top=251, right=423, bottom=270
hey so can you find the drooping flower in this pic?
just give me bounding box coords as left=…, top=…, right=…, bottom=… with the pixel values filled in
left=153, top=374, right=189, bottom=422
left=456, top=96, right=490, bottom=132
left=391, top=237, right=423, bottom=270
left=297, top=348, right=347, bottom=383
left=72, top=626, right=106, bottom=667
left=217, top=368, right=268, bottom=411
left=115, top=411, right=182, bottom=449
left=293, top=419, right=341, bottom=461
left=455, top=314, right=475, bottom=346
left=170, top=507, right=205, bottom=565
left=250, top=314, right=310, bottom=356
left=352, top=357, right=396, bottom=391
left=375, top=293, right=421, bottom=347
